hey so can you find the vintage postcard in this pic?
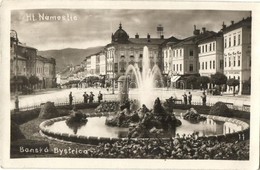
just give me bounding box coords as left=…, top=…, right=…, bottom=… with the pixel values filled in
left=1, top=0, right=260, bottom=169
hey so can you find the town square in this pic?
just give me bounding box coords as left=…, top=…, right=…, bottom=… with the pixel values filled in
left=4, top=6, right=256, bottom=169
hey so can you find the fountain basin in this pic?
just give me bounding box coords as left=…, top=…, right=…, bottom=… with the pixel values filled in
left=39, top=111, right=249, bottom=145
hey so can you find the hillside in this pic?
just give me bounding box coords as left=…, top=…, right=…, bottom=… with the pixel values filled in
left=38, top=46, right=104, bottom=72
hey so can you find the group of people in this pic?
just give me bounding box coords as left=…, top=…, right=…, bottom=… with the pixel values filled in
left=81, top=133, right=249, bottom=160
left=83, top=92, right=96, bottom=103
left=182, top=92, right=193, bottom=105
left=83, top=91, right=104, bottom=103
left=182, top=91, right=207, bottom=106
left=68, top=91, right=103, bottom=105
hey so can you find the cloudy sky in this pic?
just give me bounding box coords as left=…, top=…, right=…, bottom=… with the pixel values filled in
left=11, top=9, right=251, bottom=51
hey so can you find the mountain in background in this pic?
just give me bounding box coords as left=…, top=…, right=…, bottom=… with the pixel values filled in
left=38, top=46, right=104, bottom=72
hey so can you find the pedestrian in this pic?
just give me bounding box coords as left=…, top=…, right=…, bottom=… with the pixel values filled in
left=83, top=92, right=89, bottom=103
left=188, top=92, right=192, bottom=105
left=69, top=92, right=73, bottom=105
left=182, top=92, right=187, bottom=105
left=201, top=92, right=207, bottom=106
left=98, top=91, right=103, bottom=103
left=89, top=91, right=95, bottom=103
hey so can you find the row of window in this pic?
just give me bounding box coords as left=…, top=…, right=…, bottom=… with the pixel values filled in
left=228, top=75, right=240, bottom=81
left=16, top=64, right=26, bottom=74
left=165, top=49, right=195, bottom=58
left=120, top=54, right=146, bottom=59
left=199, top=42, right=216, bottom=54
left=36, top=67, right=52, bottom=75
left=36, top=67, right=44, bottom=74
left=224, top=56, right=241, bottom=67
left=199, top=60, right=216, bottom=70
left=172, top=49, right=184, bottom=57
left=172, top=64, right=182, bottom=72
left=224, top=34, right=241, bottom=48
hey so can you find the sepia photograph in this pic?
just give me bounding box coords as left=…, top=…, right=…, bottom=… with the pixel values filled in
left=1, top=0, right=260, bottom=169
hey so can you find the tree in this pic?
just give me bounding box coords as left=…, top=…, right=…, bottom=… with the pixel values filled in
left=186, top=75, right=198, bottom=89
left=210, top=72, right=227, bottom=93
left=227, top=78, right=239, bottom=96
left=210, top=72, right=227, bottom=85
left=29, top=75, right=39, bottom=88
left=197, top=76, right=210, bottom=89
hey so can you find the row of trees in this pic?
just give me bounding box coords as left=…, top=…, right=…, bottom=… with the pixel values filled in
left=12, top=75, right=40, bottom=87
left=186, top=72, right=241, bottom=96
left=11, top=75, right=40, bottom=94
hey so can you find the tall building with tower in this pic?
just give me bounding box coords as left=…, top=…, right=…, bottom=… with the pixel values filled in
left=105, top=23, right=179, bottom=85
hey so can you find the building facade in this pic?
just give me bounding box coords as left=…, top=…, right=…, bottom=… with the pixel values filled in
left=10, top=34, right=56, bottom=91
left=99, top=52, right=106, bottom=76
left=105, top=23, right=179, bottom=86
left=223, top=17, right=251, bottom=94
left=66, top=18, right=251, bottom=94
left=198, top=32, right=224, bottom=77
left=163, top=26, right=217, bottom=88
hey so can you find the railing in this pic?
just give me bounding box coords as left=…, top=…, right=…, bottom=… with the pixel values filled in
left=17, top=97, right=250, bottom=112
left=17, top=93, right=117, bottom=111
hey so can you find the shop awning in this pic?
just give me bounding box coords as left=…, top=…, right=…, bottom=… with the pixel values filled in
left=171, top=76, right=181, bottom=83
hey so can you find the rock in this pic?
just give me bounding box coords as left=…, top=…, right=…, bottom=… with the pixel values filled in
left=66, top=108, right=88, bottom=134
left=38, top=102, right=59, bottom=119
left=183, top=108, right=206, bottom=123
left=106, top=98, right=182, bottom=138
left=209, top=102, right=233, bottom=117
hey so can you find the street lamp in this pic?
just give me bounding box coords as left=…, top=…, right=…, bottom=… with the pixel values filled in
left=11, top=29, right=19, bottom=112
left=112, top=50, right=115, bottom=94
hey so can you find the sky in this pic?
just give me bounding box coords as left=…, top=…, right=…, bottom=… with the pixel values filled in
left=11, top=9, right=251, bottom=51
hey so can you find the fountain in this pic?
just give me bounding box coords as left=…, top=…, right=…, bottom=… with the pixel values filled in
left=39, top=46, right=249, bottom=146
left=103, top=46, right=182, bottom=137
left=125, top=46, right=163, bottom=108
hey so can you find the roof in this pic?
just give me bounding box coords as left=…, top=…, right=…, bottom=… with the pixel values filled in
left=36, top=55, right=56, bottom=64
left=197, top=32, right=223, bottom=44
left=223, top=17, right=251, bottom=33
left=172, top=31, right=217, bottom=48
left=128, top=38, right=166, bottom=45
left=18, top=43, right=37, bottom=50
left=112, top=23, right=129, bottom=43
left=164, top=36, right=182, bottom=46
left=85, top=50, right=104, bottom=59
left=36, top=55, right=47, bottom=61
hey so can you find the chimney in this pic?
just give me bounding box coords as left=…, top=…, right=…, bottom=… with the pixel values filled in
left=231, top=21, right=234, bottom=25
left=160, top=35, right=164, bottom=39
left=193, top=25, right=200, bottom=35
left=147, top=34, right=151, bottom=42
left=222, top=22, right=226, bottom=29
left=202, top=27, right=206, bottom=33
left=135, top=33, right=139, bottom=39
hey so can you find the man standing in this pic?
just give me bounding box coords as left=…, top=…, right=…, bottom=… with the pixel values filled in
left=182, top=92, right=187, bottom=105
left=98, top=91, right=103, bottom=103
left=201, top=92, right=207, bottom=106
left=83, top=92, right=89, bottom=103
left=89, top=92, right=95, bottom=103
left=188, top=92, right=192, bottom=105
left=69, top=92, right=73, bottom=105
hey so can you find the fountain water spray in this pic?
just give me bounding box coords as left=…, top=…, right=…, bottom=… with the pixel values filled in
left=126, top=46, right=163, bottom=108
